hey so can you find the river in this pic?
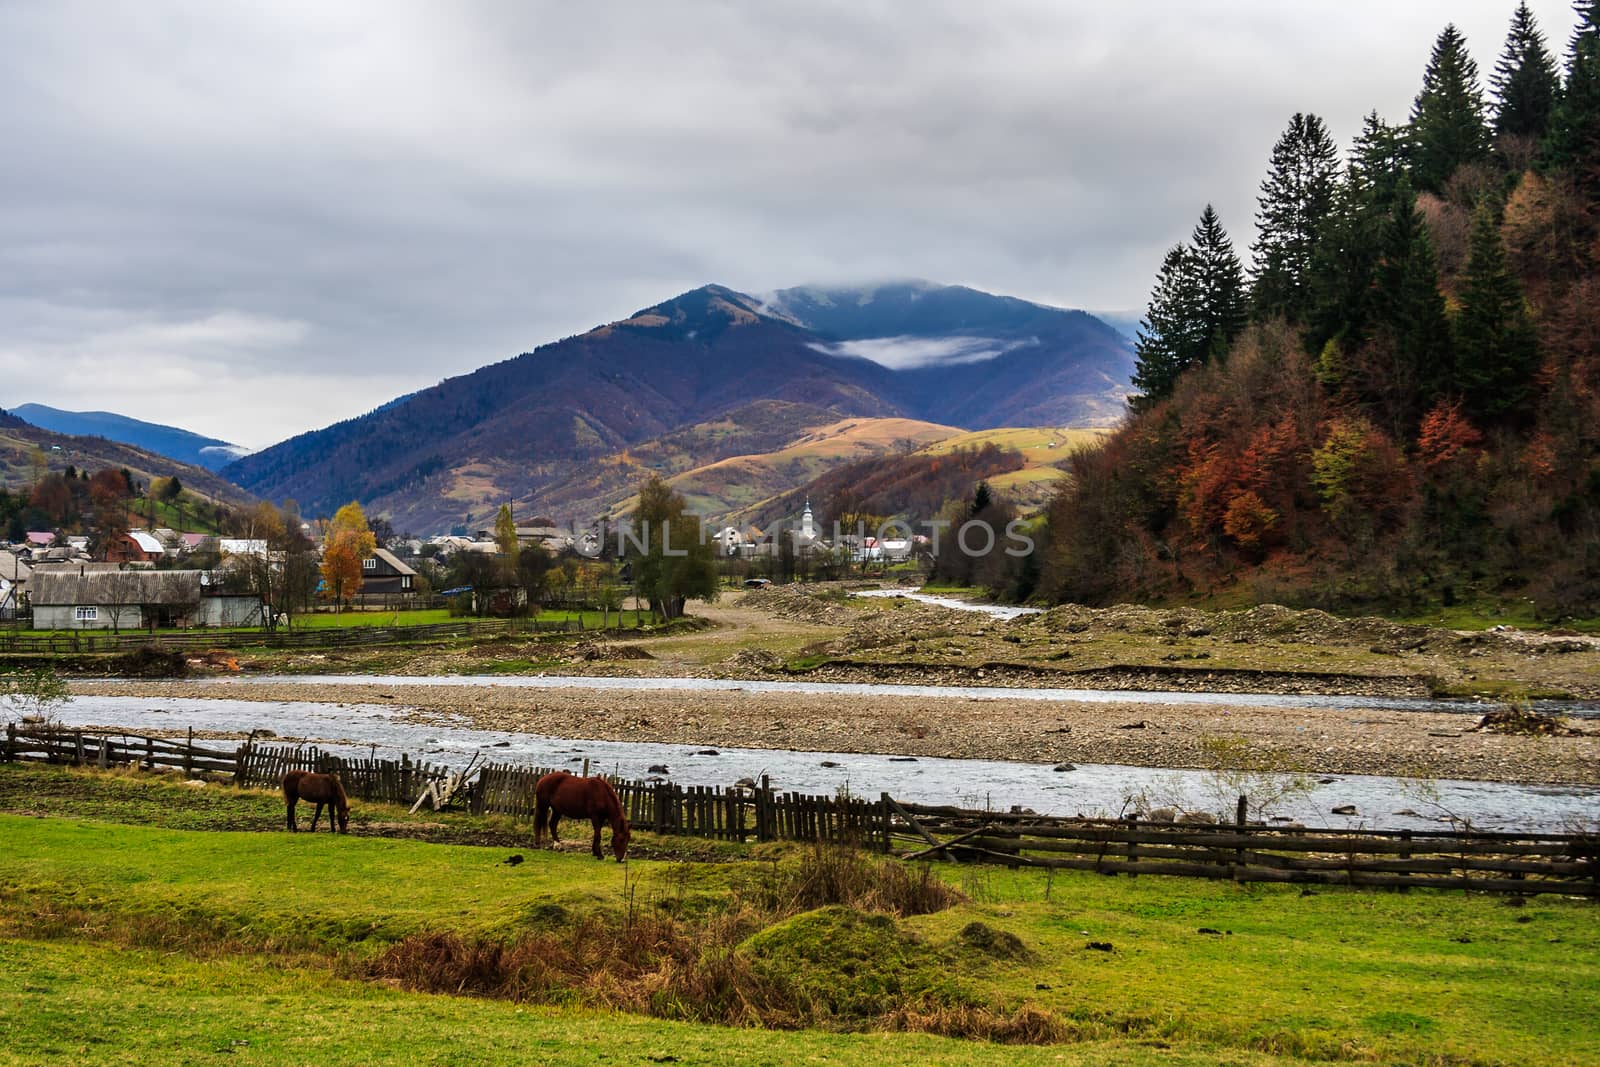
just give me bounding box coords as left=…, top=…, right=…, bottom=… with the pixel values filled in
left=850, top=586, right=1044, bottom=620
left=24, top=693, right=1597, bottom=834
left=186, top=672, right=1600, bottom=718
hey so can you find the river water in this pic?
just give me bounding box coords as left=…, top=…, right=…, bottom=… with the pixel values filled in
left=850, top=587, right=1044, bottom=620
left=24, top=693, right=1597, bottom=834
left=189, top=672, right=1600, bottom=718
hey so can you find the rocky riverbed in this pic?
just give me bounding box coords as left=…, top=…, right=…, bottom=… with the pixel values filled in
left=67, top=677, right=1600, bottom=785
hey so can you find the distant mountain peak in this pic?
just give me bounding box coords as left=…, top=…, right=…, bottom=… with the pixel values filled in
left=11, top=403, right=251, bottom=472
left=581, top=283, right=802, bottom=345
left=226, top=279, right=1133, bottom=532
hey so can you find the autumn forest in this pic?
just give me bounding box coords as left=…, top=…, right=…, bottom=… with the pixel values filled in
left=1042, top=3, right=1600, bottom=618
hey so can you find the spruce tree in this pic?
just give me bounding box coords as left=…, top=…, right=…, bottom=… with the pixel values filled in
left=1190, top=204, right=1248, bottom=359
left=1350, top=112, right=1410, bottom=212
left=1130, top=205, right=1249, bottom=410
left=1307, top=113, right=1408, bottom=354
left=1544, top=0, right=1600, bottom=186
left=1251, top=112, right=1339, bottom=323
left=1454, top=203, right=1539, bottom=419
left=1130, top=245, right=1205, bottom=411
left=1374, top=180, right=1455, bottom=418
left=1491, top=3, right=1560, bottom=143
left=1409, top=24, right=1492, bottom=192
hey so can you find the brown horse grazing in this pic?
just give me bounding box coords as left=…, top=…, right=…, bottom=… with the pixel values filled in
left=533, top=771, right=631, bottom=862
left=283, top=771, right=349, bottom=834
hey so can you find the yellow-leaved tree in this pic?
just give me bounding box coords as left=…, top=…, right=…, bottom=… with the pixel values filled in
left=320, top=501, right=376, bottom=613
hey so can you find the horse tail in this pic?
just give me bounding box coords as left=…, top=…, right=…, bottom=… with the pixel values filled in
left=282, top=770, right=301, bottom=801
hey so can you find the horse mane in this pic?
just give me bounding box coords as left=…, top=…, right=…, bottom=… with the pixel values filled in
left=595, top=776, right=626, bottom=823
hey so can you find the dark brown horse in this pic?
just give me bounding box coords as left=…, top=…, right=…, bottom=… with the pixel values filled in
left=533, top=771, right=631, bottom=862
left=283, top=771, right=349, bottom=833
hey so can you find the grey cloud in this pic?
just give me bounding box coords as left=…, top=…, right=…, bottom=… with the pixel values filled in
left=0, top=1, right=1579, bottom=447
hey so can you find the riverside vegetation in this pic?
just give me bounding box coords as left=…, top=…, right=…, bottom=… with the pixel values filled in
left=2, top=762, right=1597, bottom=1066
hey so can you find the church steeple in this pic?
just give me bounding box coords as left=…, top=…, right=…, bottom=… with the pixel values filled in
left=800, top=498, right=814, bottom=539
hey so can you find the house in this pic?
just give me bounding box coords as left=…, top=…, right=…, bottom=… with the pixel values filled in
left=0, top=550, right=32, bottom=619
left=515, top=525, right=572, bottom=553
left=105, top=530, right=166, bottom=564
left=358, top=548, right=417, bottom=597
left=31, top=568, right=264, bottom=630
left=25, top=531, right=55, bottom=548
left=219, top=538, right=269, bottom=559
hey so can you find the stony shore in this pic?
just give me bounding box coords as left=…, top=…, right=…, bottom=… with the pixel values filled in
left=69, top=678, right=1600, bottom=785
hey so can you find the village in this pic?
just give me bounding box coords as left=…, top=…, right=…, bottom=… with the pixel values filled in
left=0, top=484, right=940, bottom=634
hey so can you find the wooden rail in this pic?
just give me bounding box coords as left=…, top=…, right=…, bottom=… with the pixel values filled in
left=4, top=723, right=1594, bottom=894
left=888, top=800, right=1599, bottom=897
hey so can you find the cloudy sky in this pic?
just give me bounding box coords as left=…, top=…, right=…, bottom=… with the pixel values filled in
left=0, top=1, right=1580, bottom=449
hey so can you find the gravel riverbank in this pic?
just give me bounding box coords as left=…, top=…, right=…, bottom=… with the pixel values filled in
left=68, top=678, right=1600, bottom=786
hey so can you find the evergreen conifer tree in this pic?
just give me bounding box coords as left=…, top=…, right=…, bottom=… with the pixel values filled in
left=1374, top=180, right=1455, bottom=418
left=1491, top=3, right=1560, bottom=142
left=1350, top=112, right=1411, bottom=211
left=1454, top=202, right=1539, bottom=419
left=1307, top=114, right=1407, bottom=354
left=1191, top=204, right=1248, bottom=359
left=1409, top=24, right=1491, bottom=191
left=1129, top=205, right=1248, bottom=410
left=1251, top=112, right=1339, bottom=323
left=1544, top=0, right=1600, bottom=186
left=1130, top=245, right=1204, bottom=411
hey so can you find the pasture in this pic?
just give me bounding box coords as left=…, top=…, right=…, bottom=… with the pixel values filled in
left=0, top=762, right=1595, bottom=1066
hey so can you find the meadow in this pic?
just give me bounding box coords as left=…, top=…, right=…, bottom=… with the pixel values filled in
left=1, top=763, right=1595, bottom=1066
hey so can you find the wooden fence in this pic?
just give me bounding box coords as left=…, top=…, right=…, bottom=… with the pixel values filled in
left=472, top=763, right=891, bottom=849
left=0, top=616, right=644, bottom=656
left=889, top=800, right=1599, bottom=897
left=234, top=742, right=456, bottom=806
left=5, top=723, right=1595, bottom=895
left=4, top=723, right=238, bottom=777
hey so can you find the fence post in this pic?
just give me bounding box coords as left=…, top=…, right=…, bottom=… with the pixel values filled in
left=757, top=775, right=772, bottom=842
left=1399, top=829, right=1412, bottom=894
left=4, top=722, right=13, bottom=763
left=878, top=792, right=891, bottom=853
left=401, top=753, right=412, bottom=801
left=1234, top=794, right=1249, bottom=878
left=184, top=728, right=194, bottom=778
left=1126, top=812, right=1139, bottom=878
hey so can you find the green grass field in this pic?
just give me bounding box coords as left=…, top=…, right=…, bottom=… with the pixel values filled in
left=1, top=764, right=1595, bottom=1066
left=18, top=606, right=636, bottom=639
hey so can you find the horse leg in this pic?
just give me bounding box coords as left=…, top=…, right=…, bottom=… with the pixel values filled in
left=310, top=801, right=323, bottom=833
left=549, top=811, right=561, bottom=844
left=533, top=799, right=546, bottom=848
left=286, top=796, right=298, bottom=832
left=591, top=816, right=603, bottom=860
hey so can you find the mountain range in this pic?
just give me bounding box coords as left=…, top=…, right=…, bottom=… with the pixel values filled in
left=221, top=281, right=1133, bottom=532
left=0, top=409, right=255, bottom=507
left=11, top=404, right=251, bottom=472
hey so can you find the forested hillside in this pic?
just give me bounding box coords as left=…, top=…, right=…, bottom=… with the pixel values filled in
left=1044, top=3, right=1600, bottom=617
